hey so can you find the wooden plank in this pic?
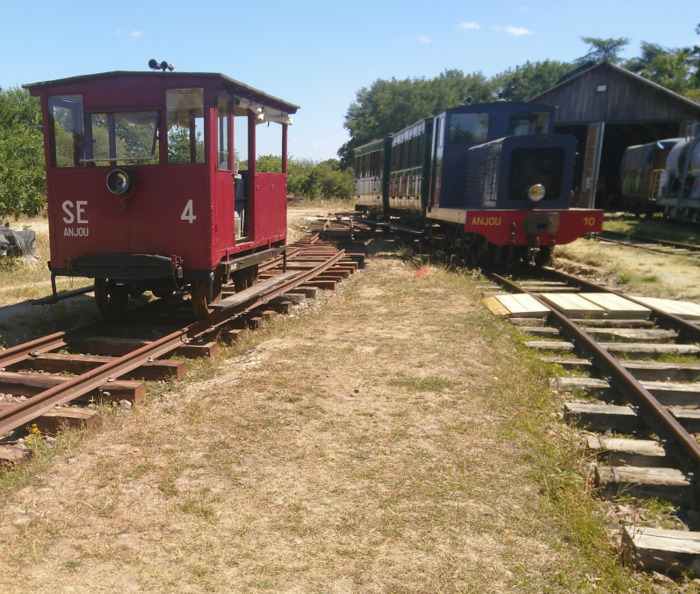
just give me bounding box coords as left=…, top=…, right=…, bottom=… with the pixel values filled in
left=211, top=270, right=302, bottom=309
left=623, top=526, right=700, bottom=575
left=544, top=358, right=700, bottom=382
left=519, top=326, right=560, bottom=337
left=587, top=436, right=671, bottom=467
left=602, top=343, right=700, bottom=357
left=302, top=279, right=337, bottom=290
left=563, top=402, right=643, bottom=433
left=539, top=292, right=606, bottom=318
left=595, top=465, right=692, bottom=506
left=173, top=341, right=219, bottom=359
left=0, top=402, right=101, bottom=434
left=10, top=352, right=185, bottom=381
left=530, top=340, right=700, bottom=356
left=584, top=327, right=677, bottom=342
left=493, top=294, right=550, bottom=317
left=483, top=296, right=510, bottom=316
left=579, top=293, right=651, bottom=319
left=668, top=408, right=700, bottom=433
left=526, top=340, right=575, bottom=352
left=68, top=336, right=151, bottom=357
left=0, top=372, right=145, bottom=404
left=553, top=377, right=700, bottom=407
left=28, top=406, right=102, bottom=433
left=634, top=297, right=700, bottom=320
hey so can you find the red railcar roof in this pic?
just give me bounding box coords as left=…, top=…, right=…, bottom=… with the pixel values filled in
left=24, top=70, right=299, bottom=114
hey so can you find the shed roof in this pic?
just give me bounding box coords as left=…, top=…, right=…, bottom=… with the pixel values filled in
left=529, top=62, right=700, bottom=124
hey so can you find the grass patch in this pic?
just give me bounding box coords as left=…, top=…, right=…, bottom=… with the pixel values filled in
left=0, top=207, right=663, bottom=592
left=604, top=213, right=700, bottom=246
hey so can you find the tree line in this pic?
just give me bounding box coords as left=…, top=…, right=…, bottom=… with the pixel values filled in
left=339, top=32, right=700, bottom=166
left=1, top=31, right=698, bottom=217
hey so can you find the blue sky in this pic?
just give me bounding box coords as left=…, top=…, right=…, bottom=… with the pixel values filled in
left=2, top=0, right=698, bottom=161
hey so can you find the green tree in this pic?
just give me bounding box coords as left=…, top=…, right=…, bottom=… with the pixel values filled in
left=0, top=87, right=45, bottom=218
left=339, top=70, right=495, bottom=167
left=167, top=125, right=204, bottom=163
left=494, top=60, right=573, bottom=101
left=576, top=37, right=629, bottom=65
left=624, top=42, right=694, bottom=95
left=686, top=23, right=700, bottom=93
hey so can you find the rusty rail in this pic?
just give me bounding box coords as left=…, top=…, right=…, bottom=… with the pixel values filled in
left=490, top=271, right=700, bottom=483
left=0, top=242, right=351, bottom=436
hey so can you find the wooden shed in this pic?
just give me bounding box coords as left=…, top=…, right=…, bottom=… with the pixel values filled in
left=529, top=62, right=700, bottom=209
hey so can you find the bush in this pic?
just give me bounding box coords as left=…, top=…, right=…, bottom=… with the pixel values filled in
left=0, top=87, right=46, bottom=219
left=258, top=155, right=353, bottom=200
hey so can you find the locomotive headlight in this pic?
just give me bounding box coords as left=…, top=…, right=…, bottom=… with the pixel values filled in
left=106, top=168, right=134, bottom=197
left=528, top=183, right=546, bottom=202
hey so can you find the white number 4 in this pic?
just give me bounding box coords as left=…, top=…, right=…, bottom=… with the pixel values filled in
left=181, top=199, right=196, bottom=223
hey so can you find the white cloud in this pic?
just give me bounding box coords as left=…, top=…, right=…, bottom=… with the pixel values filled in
left=502, top=25, right=533, bottom=36
left=418, top=35, right=431, bottom=44
left=458, top=22, right=480, bottom=30
left=115, top=29, right=144, bottom=38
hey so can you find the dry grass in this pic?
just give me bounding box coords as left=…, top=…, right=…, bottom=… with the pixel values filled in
left=0, top=223, right=649, bottom=592
left=556, top=238, right=700, bottom=301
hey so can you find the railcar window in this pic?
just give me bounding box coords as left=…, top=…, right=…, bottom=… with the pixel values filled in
left=448, top=113, right=489, bottom=143
left=217, top=96, right=231, bottom=170
left=83, top=111, right=159, bottom=165
left=167, top=88, right=205, bottom=164
left=508, top=112, right=550, bottom=136
left=48, top=95, right=84, bottom=168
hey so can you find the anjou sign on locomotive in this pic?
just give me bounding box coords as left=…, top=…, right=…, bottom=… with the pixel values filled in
left=353, top=100, right=604, bottom=265
left=25, top=65, right=299, bottom=318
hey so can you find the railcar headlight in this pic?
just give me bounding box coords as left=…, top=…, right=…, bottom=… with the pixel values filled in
left=106, top=168, right=134, bottom=197
left=528, top=183, right=546, bottom=202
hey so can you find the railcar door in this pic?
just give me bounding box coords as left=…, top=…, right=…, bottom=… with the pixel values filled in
left=213, top=94, right=235, bottom=251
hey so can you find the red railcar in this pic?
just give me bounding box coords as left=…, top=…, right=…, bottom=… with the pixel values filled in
left=25, top=69, right=298, bottom=317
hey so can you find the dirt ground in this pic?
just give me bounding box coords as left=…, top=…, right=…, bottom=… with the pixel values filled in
left=0, top=204, right=690, bottom=592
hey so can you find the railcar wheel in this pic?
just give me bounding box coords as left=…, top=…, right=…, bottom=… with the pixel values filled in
left=191, top=274, right=224, bottom=319
left=94, top=279, right=130, bottom=314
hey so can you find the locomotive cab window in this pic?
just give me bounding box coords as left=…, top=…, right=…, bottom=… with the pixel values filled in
left=508, top=112, right=550, bottom=136
left=448, top=113, right=489, bottom=144
left=83, top=111, right=160, bottom=165
left=49, top=95, right=84, bottom=168
left=166, top=88, right=205, bottom=164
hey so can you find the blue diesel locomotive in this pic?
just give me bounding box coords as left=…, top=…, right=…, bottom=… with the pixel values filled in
left=354, top=101, right=603, bottom=265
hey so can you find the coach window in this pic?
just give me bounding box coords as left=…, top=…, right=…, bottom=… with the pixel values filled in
left=166, top=88, right=205, bottom=164
left=83, top=111, right=160, bottom=166
left=509, top=112, right=550, bottom=136
left=448, top=113, right=489, bottom=144
left=217, top=96, right=231, bottom=170
left=48, top=95, right=84, bottom=167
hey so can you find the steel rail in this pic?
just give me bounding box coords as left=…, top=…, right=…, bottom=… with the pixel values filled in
left=196, top=246, right=348, bottom=333
left=489, top=272, right=700, bottom=483
left=0, top=328, right=191, bottom=434
left=0, top=244, right=348, bottom=436
left=596, top=231, right=700, bottom=253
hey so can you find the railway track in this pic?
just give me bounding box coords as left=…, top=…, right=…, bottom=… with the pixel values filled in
left=594, top=231, right=700, bottom=261
left=485, top=269, right=700, bottom=576
left=0, top=235, right=363, bottom=457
